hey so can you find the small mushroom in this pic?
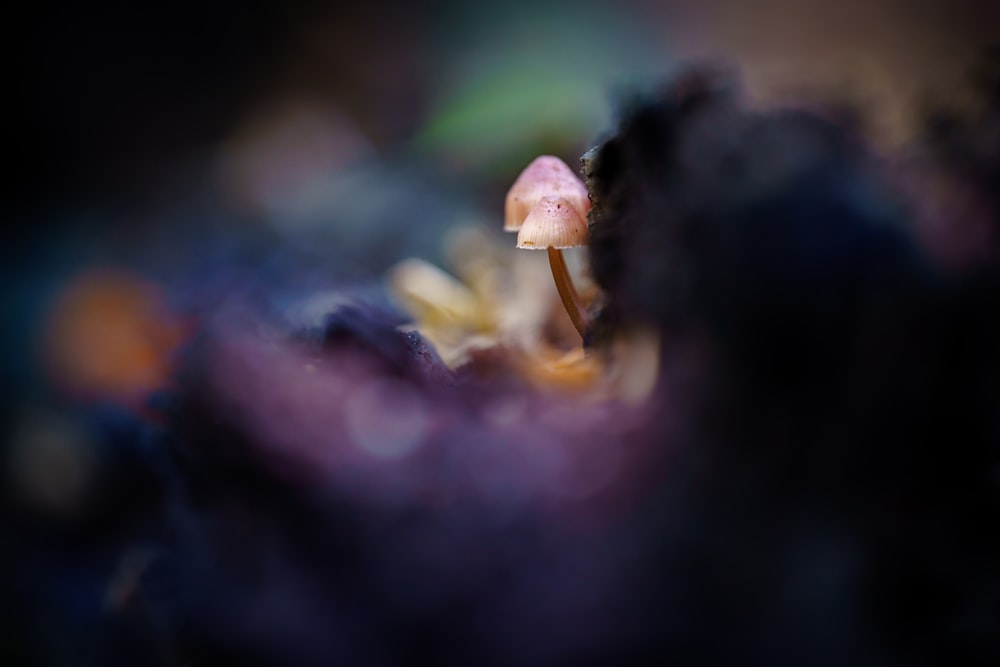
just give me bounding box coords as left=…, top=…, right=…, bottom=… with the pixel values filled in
left=504, top=156, right=591, bottom=232
left=516, top=196, right=590, bottom=338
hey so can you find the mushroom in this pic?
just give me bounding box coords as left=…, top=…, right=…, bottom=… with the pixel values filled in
left=516, top=196, right=590, bottom=338
left=504, top=156, right=593, bottom=339
left=504, top=156, right=591, bottom=232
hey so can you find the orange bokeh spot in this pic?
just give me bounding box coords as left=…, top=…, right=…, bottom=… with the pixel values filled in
left=42, top=268, right=190, bottom=405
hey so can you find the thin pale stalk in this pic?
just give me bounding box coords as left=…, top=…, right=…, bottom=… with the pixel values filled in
left=547, top=246, right=589, bottom=338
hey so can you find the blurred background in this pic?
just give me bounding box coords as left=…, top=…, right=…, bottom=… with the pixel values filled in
left=6, top=0, right=998, bottom=399
left=3, top=0, right=998, bottom=663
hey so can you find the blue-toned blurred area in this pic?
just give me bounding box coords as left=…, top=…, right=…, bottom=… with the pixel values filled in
left=7, top=0, right=662, bottom=393
left=4, top=0, right=1000, bottom=665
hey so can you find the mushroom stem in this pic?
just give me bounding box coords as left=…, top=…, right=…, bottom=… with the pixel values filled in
left=547, top=246, right=589, bottom=338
